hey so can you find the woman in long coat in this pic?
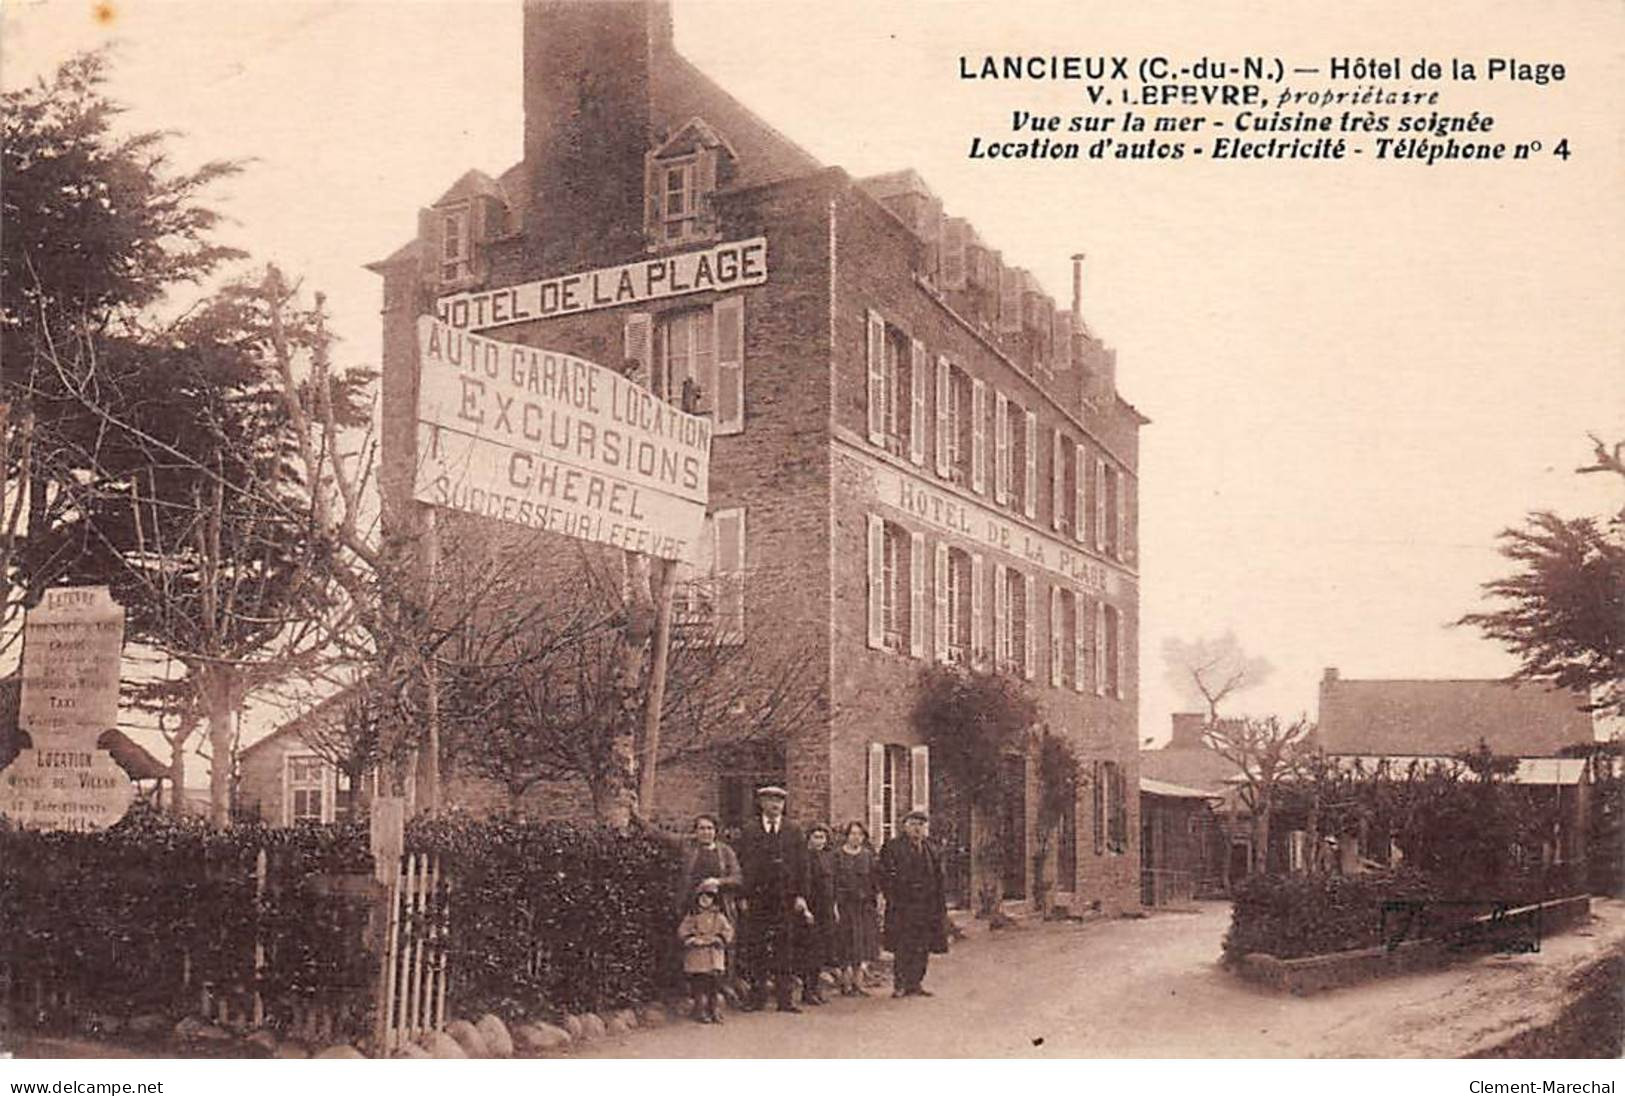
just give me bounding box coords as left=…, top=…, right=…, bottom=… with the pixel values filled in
left=832, top=820, right=880, bottom=995
left=798, top=823, right=837, bottom=1005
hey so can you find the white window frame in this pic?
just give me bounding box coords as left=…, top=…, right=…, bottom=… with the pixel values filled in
left=284, top=753, right=333, bottom=826
left=441, top=203, right=472, bottom=282
left=660, top=156, right=700, bottom=243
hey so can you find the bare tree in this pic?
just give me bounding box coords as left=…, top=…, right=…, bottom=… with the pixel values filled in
left=1161, top=631, right=1274, bottom=722
left=1203, top=715, right=1316, bottom=874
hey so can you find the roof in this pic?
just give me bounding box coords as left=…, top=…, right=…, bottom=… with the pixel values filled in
left=241, top=687, right=355, bottom=759
left=1137, top=746, right=1243, bottom=794
left=1140, top=776, right=1222, bottom=800
left=1318, top=676, right=1596, bottom=757
left=1321, top=754, right=1589, bottom=787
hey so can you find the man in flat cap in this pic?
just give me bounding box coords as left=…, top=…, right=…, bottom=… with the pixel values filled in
left=735, top=784, right=810, bottom=1012
left=878, top=809, right=949, bottom=997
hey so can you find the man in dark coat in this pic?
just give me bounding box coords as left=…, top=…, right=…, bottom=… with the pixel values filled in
left=878, top=809, right=949, bottom=997
left=733, top=785, right=810, bottom=1012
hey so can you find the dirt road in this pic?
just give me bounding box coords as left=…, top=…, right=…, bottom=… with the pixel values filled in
left=574, top=898, right=1625, bottom=1058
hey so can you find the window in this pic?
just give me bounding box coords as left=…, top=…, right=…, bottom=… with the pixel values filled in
left=868, top=517, right=921, bottom=656
left=942, top=547, right=972, bottom=663
left=1105, top=463, right=1121, bottom=559
left=661, top=159, right=698, bottom=243
left=869, top=742, right=930, bottom=845
left=1093, top=600, right=1107, bottom=697
left=661, top=307, right=714, bottom=406
left=865, top=313, right=920, bottom=457
left=1105, top=603, right=1122, bottom=698
left=1000, top=567, right=1030, bottom=677
left=673, top=508, right=746, bottom=643
left=636, top=297, right=745, bottom=435
left=1008, top=402, right=1027, bottom=512
left=1094, top=760, right=1127, bottom=855
left=1051, top=587, right=1077, bottom=690
left=441, top=204, right=471, bottom=282
left=285, top=754, right=330, bottom=825
left=994, top=392, right=1011, bottom=504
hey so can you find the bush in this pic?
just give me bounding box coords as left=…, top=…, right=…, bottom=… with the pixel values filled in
left=0, top=804, right=373, bottom=1029
left=405, top=813, right=679, bottom=1020
left=1223, top=866, right=1588, bottom=962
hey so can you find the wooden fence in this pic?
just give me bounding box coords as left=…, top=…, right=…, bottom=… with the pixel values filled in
left=374, top=852, right=449, bottom=1056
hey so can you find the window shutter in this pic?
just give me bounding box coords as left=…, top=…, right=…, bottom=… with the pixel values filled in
left=1023, top=575, right=1036, bottom=680
left=1051, top=429, right=1065, bottom=531
left=910, top=745, right=931, bottom=814
left=994, top=393, right=1010, bottom=505
left=1092, top=761, right=1105, bottom=855
left=934, top=356, right=950, bottom=476
left=994, top=563, right=1009, bottom=669
left=1023, top=409, right=1037, bottom=519
left=941, top=218, right=968, bottom=291
left=1124, top=476, right=1137, bottom=565
left=867, top=311, right=886, bottom=445
left=1094, top=601, right=1107, bottom=696
left=909, top=338, right=926, bottom=465
left=1114, top=470, right=1127, bottom=562
left=908, top=531, right=926, bottom=658
left=1114, top=607, right=1126, bottom=699
left=868, top=743, right=887, bottom=849
left=971, top=379, right=987, bottom=495
left=970, top=552, right=986, bottom=668
left=866, top=515, right=885, bottom=649
left=624, top=312, right=654, bottom=388
left=713, top=295, right=745, bottom=434
left=1095, top=458, right=1108, bottom=553
left=1049, top=585, right=1062, bottom=687
left=1072, top=592, right=1087, bottom=693
left=933, top=542, right=949, bottom=663
left=715, top=508, right=745, bottom=640
left=1073, top=443, right=1087, bottom=544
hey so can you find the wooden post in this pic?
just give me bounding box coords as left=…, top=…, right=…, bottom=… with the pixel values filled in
left=636, top=378, right=701, bottom=819
left=252, top=848, right=267, bottom=1029
left=419, top=506, right=442, bottom=815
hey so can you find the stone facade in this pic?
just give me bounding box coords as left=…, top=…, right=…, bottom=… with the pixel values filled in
left=367, top=0, right=1146, bottom=912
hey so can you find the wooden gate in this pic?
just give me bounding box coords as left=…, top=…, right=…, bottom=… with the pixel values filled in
left=375, top=853, right=449, bottom=1055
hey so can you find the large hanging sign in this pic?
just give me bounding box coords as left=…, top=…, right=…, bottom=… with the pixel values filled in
left=434, top=236, right=767, bottom=332
left=413, top=317, right=711, bottom=563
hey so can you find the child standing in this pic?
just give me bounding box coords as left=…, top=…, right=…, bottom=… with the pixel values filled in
left=677, top=880, right=735, bottom=1023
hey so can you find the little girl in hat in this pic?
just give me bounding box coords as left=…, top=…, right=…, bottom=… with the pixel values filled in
left=678, top=879, right=735, bottom=1023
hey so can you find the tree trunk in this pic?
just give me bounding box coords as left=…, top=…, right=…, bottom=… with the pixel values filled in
left=167, top=710, right=199, bottom=818
left=204, top=673, right=237, bottom=829
left=600, top=550, right=654, bottom=830
left=1253, top=800, right=1273, bottom=875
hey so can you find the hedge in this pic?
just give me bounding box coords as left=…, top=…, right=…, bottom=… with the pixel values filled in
left=1, top=806, right=682, bottom=1035
left=0, top=804, right=374, bottom=1028
left=1223, top=865, right=1587, bottom=962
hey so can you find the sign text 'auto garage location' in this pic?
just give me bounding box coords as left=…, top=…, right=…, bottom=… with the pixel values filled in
left=434, top=237, right=767, bottom=332
left=414, top=317, right=710, bottom=562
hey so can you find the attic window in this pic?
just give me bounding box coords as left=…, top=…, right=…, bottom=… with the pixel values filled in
left=662, top=159, right=698, bottom=243
left=442, top=203, right=472, bottom=281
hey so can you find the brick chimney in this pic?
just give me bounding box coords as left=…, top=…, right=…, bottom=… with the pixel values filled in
left=522, top=0, right=674, bottom=273
left=1168, top=713, right=1207, bottom=750
left=1323, top=666, right=1340, bottom=684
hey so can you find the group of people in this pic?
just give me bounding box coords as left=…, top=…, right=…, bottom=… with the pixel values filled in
left=674, top=784, right=949, bottom=1023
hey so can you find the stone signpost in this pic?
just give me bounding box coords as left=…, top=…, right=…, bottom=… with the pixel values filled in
left=0, top=586, right=134, bottom=831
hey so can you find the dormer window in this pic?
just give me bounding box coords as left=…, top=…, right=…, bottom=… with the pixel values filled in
left=646, top=118, right=735, bottom=251
left=442, top=203, right=472, bottom=282
left=662, top=159, right=699, bottom=243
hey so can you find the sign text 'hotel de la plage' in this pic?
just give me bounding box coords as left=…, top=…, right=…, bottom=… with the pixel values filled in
left=435, top=237, right=767, bottom=333
left=415, top=239, right=761, bottom=557
left=0, top=586, right=135, bottom=831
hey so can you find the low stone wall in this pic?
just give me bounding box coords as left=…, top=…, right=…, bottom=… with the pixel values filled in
left=1234, top=895, right=1592, bottom=996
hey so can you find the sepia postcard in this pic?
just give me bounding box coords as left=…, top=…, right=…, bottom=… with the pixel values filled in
left=0, top=0, right=1621, bottom=1083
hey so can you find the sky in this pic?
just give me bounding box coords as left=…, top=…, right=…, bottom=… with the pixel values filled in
left=4, top=0, right=1622, bottom=760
